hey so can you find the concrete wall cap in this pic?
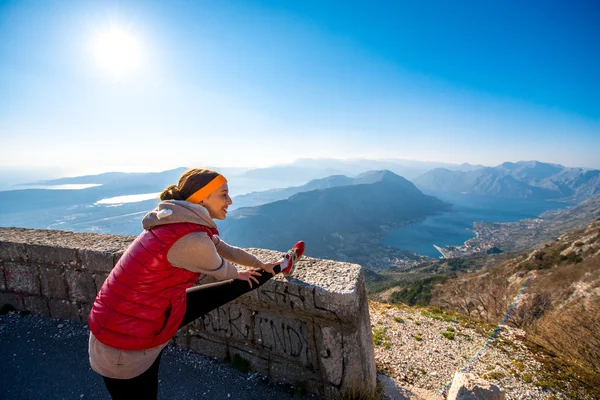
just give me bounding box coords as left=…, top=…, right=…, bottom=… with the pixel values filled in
left=0, top=227, right=135, bottom=252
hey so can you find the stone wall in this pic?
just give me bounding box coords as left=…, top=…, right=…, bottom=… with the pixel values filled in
left=0, top=228, right=376, bottom=398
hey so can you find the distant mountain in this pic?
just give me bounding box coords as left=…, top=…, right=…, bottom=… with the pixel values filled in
left=232, top=167, right=490, bottom=210
left=22, top=168, right=189, bottom=187
left=233, top=158, right=488, bottom=189
left=232, top=175, right=354, bottom=209
left=1, top=168, right=190, bottom=214
left=219, top=170, right=451, bottom=258
left=413, top=161, right=600, bottom=200
left=288, top=158, right=487, bottom=180
left=240, top=166, right=347, bottom=184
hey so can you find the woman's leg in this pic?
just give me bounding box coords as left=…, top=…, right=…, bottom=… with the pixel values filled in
left=179, top=266, right=281, bottom=328
left=102, top=349, right=164, bottom=400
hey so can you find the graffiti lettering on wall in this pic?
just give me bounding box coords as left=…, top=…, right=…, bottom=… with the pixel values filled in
left=260, top=283, right=339, bottom=318
left=202, top=305, right=250, bottom=340
left=255, top=314, right=312, bottom=366
left=260, top=282, right=306, bottom=311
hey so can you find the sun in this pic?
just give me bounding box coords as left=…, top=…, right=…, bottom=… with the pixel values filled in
left=91, top=26, right=142, bottom=80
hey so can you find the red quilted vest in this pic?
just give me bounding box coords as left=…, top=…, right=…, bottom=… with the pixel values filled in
left=88, top=222, right=218, bottom=350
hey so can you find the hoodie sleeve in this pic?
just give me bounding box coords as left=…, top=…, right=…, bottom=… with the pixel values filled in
left=213, top=236, right=264, bottom=268
left=167, top=232, right=239, bottom=280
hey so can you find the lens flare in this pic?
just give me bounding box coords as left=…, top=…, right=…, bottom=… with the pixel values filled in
left=436, top=276, right=531, bottom=397
left=92, top=26, right=142, bottom=80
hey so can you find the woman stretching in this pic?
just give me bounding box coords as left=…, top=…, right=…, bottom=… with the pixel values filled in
left=88, top=168, right=304, bottom=399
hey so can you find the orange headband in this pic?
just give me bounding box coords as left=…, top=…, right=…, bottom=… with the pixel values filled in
left=185, top=175, right=228, bottom=204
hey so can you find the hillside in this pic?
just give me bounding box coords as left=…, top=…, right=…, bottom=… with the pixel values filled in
left=219, top=170, right=451, bottom=258
left=429, top=219, right=600, bottom=398
left=413, top=161, right=600, bottom=201
left=369, top=302, right=568, bottom=399
left=366, top=217, right=600, bottom=398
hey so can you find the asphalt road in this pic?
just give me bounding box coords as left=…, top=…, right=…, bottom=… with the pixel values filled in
left=0, top=312, right=320, bottom=400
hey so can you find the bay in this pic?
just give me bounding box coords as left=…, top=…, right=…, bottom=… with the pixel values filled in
left=384, top=192, right=570, bottom=258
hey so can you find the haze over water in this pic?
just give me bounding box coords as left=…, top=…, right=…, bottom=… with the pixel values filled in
left=384, top=192, right=569, bottom=258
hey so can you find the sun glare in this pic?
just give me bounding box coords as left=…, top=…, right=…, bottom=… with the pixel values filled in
left=92, top=26, right=142, bottom=80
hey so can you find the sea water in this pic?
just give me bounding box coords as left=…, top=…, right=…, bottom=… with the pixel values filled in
left=384, top=192, right=570, bottom=257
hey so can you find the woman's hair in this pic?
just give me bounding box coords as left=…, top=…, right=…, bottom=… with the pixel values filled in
left=159, top=168, right=221, bottom=201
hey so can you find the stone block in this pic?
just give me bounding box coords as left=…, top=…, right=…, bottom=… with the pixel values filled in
left=48, top=299, right=79, bottom=320
left=268, top=358, right=320, bottom=394
left=252, top=278, right=360, bottom=322
left=189, top=316, right=204, bottom=332
left=255, top=280, right=315, bottom=315
left=340, top=305, right=377, bottom=394
left=4, top=263, right=40, bottom=295
left=447, top=372, right=505, bottom=400
left=0, top=264, right=6, bottom=291
left=189, top=331, right=228, bottom=360
left=113, top=251, right=125, bottom=266
left=23, top=296, right=49, bottom=316
left=0, top=292, right=24, bottom=310
left=313, top=285, right=361, bottom=322
left=27, top=244, right=78, bottom=268
left=0, top=241, right=28, bottom=262
left=340, top=329, right=374, bottom=393
left=228, top=346, right=269, bottom=376
left=80, top=248, right=114, bottom=272
left=254, top=311, right=313, bottom=367
left=65, top=269, right=97, bottom=302
left=173, top=328, right=190, bottom=348
left=93, top=272, right=109, bottom=292
left=202, top=303, right=253, bottom=342
left=318, top=325, right=344, bottom=386
left=79, top=302, right=93, bottom=324
left=40, top=267, right=68, bottom=299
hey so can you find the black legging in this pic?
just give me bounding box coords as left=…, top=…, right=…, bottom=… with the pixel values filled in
left=102, top=266, right=280, bottom=400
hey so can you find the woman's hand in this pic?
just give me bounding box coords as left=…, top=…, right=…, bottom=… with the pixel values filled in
left=236, top=269, right=262, bottom=288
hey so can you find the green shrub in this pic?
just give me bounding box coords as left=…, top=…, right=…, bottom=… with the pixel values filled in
left=482, top=371, right=505, bottom=380
left=442, top=331, right=455, bottom=340
left=441, top=326, right=455, bottom=340
left=511, top=360, right=525, bottom=371
left=389, top=276, right=447, bottom=306
left=373, top=327, right=391, bottom=349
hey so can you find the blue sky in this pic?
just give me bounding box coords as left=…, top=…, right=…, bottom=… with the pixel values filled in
left=1, top=0, right=599, bottom=176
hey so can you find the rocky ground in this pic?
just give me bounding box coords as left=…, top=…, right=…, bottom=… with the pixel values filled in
left=369, top=301, right=566, bottom=400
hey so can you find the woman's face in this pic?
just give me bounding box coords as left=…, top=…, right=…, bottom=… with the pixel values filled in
left=201, top=183, right=232, bottom=220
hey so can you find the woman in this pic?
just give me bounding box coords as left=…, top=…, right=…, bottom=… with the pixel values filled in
left=88, top=168, right=304, bottom=399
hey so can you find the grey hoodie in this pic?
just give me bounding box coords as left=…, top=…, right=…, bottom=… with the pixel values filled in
left=142, top=200, right=217, bottom=231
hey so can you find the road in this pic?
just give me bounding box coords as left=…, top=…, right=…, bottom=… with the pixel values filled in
left=0, top=312, right=319, bottom=400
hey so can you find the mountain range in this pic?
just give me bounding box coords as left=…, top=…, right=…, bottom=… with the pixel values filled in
left=413, top=161, right=600, bottom=201
left=218, top=170, right=450, bottom=257
left=2, top=159, right=597, bottom=262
